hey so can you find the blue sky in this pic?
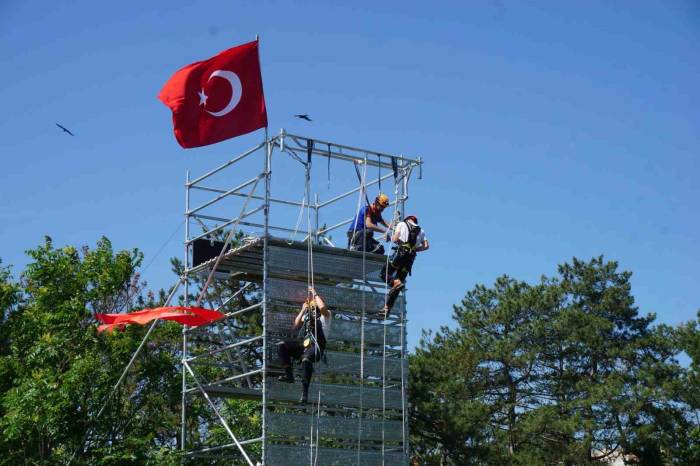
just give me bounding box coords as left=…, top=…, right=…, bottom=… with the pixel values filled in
left=1, top=1, right=698, bottom=348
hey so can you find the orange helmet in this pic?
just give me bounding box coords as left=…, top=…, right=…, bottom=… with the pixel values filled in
left=375, top=193, right=390, bottom=208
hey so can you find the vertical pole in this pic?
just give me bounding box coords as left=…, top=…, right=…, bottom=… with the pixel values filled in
left=314, top=193, right=319, bottom=245
left=261, top=127, right=271, bottom=465
left=181, top=170, right=191, bottom=453
left=257, top=33, right=268, bottom=464
left=399, top=157, right=409, bottom=464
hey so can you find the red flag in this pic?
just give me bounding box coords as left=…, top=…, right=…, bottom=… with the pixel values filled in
left=158, top=40, right=268, bottom=148
left=96, top=306, right=225, bottom=332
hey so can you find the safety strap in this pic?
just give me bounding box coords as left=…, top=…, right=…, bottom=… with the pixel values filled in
left=307, top=139, right=314, bottom=165
left=327, top=143, right=331, bottom=189
left=353, top=159, right=372, bottom=206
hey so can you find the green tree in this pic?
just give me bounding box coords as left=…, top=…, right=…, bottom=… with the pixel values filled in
left=0, top=237, right=183, bottom=465
left=410, top=256, right=696, bottom=465
left=410, top=276, right=547, bottom=464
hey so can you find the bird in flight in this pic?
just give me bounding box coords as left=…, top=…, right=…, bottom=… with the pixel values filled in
left=56, top=123, right=75, bottom=136
left=294, top=114, right=312, bottom=122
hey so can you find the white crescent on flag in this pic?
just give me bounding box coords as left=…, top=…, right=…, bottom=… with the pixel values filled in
left=205, top=70, right=242, bottom=117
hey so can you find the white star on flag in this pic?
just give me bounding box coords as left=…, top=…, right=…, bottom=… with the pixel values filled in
left=198, top=89, right=208, bottom=106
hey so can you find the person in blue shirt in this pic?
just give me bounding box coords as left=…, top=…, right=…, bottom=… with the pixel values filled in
left=347, top=193, right=391, bottom=255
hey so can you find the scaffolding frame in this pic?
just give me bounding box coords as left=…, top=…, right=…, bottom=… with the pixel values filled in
left=181, top=129, right=422, bottom=465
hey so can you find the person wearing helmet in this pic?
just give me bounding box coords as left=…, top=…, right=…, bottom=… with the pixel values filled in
left=379, top=214, right=429, bottom=318
left=347, top=193, right=391, bottom=255
left=277, top=286, right=331, bottom=404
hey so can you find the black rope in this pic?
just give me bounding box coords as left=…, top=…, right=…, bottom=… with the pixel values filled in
left=306, top=139, right=314, bottom=166
left=353, top=161, right=371, bottom=206
left=327, top=143, right=331, bottom=189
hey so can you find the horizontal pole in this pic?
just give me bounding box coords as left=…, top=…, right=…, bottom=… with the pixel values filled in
left=185, top=437, right=264, bottom=456
left=318, top=171, right=395, bottom=208
left=191, top=185, right=306, bottom=208
left=187, top=205, right=265, bottom=244
left=188, top=176, right=260, bottom=216
left=188, top=141, right=267, bottom=187
left=317, top=217, right=353, bottom=236
left=185, top=335, right=264, bottom=361
left=225, top=302, right=263, bottom=318
left=282, top=131, right=421, bottom=166
left=185, top=238, right=263, bottom=275
left=191, top=214, right=310, bottom=237
left=187, top=301, right=262, bottom=329
left=186, top=368, right=263, bottom=393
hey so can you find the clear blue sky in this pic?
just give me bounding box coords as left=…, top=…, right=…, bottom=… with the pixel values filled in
left=1, top=1, right=698, bottom=349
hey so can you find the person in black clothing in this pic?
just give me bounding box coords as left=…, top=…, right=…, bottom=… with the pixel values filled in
left=277, top=286, right=331, bottom=403
left=379, top=215, right=429, bottom=318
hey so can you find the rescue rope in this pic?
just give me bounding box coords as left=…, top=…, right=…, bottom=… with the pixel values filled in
left=381, top=163, right=401, bottom=464
left=356, top=156, right=368, bottom=464
left=300, top=152, right=323, bottom=466
left=380, top=160, right=402, bottom=464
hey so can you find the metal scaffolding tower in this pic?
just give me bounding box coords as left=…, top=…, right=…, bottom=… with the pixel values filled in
left=181, top=130, right=422, bottom=465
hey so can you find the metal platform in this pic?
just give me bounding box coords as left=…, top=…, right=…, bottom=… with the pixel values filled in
left=266, top=444, right=404, bottom=466
left=191, top=237, right=388, bottom=284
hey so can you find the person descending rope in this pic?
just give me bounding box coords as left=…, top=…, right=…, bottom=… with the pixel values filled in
left=379, top=215, right=429, bottom=318
left=277, top=286, right=332, bottom=403
left=347, top=193, right=391, bottom=254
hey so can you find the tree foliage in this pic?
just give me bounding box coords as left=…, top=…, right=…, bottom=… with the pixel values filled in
left=0, top=237, right=184, bottom=465
left=0, top=234, right=262, bottom=465
left=410, top=256, right=700, bottom=465
left=3, top=237, right=698, bottom=465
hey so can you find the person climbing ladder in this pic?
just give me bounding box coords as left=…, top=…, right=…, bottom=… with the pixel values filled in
left=277, top=287, right=331, bottom=403
left=379, top=215, right=429, bottom=318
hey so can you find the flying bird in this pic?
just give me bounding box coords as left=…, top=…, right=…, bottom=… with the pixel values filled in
left=294, top=114, right=312, bottom=122
left=56, top=123, right=75, bottom=136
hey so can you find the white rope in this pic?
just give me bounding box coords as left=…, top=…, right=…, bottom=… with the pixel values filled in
left=356, top=156, right=368, bottom=465
left=296, top=157, right=323, bottom=466
left=381, top=171, right=401, bottom=464
left=287, top=190, right=307, bottom=245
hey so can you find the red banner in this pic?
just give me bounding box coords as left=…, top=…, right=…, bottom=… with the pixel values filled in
left=96, top=306, right=224, bottom=332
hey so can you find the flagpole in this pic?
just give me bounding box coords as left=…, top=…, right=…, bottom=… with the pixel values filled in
left=256, top=31, right=271, bottom=466
left=256, top=33, right=267, bottom=145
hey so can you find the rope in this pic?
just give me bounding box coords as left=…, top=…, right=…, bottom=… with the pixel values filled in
left=380, top=165, right=401, bottom=465
left=286, top=190, right=307, bottom=245
left=296, top=153, right=323, bottom=466
left=327, top=143, right=331, bottom=190
left=141, top=219, right=184, bottom=274
left=356, top=156, right=368, bottom=465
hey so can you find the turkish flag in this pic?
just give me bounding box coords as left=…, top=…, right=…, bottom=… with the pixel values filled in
left=158, top=40, right=268, bottom=148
